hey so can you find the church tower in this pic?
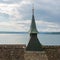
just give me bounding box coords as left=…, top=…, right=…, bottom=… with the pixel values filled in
left=26, top=5, right=43, bottom=51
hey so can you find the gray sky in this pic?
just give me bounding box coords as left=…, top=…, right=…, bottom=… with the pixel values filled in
left=0, top=0, right=60, bottom=32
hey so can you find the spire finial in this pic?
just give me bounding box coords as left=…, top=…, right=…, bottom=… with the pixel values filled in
left=32, top=0, right=34, bottom=15
left=29, top=0, right=38, bottom=33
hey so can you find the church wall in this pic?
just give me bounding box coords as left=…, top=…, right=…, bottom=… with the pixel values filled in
left=24, top=51, right=48, bottom=60
left=25, top=46, right=60, bottom=60
left=43, top=46, right=60, bottom=60
left=0, top=45, right=25, bottom=60
left=0, top=45, right=60, bottom=60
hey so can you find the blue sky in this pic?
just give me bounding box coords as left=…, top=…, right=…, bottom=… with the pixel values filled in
left=0, top=0, right=60, bottom=32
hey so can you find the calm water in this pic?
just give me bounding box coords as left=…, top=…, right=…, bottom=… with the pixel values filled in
left=0, top=33, right=60, bottom=46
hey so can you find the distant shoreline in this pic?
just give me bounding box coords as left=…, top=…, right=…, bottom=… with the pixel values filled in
left=0, top=32, right=60, bottom=34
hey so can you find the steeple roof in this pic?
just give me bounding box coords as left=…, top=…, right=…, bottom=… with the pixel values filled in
left=26, top=34, right=43, bottom=51
left=29, top=5, right=38, bottom=33
left=26, top=4, right=43, bottom=51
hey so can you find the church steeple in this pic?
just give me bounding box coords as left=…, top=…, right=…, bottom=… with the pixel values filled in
left=32, top=3, right=34, bottom=16
left=26, top=4, right=43, bottom=51
left=29, top=4, right=38, bottom=33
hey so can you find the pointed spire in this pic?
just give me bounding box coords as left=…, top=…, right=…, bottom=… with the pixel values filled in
left=29, top=3, right=38, bottom=33
left=26, top=2, right=43, bottom=51
left=32, top=3, right=34, bottom=16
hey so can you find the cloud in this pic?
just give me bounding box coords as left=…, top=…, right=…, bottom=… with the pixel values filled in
left=0, top=21, right=27, bottom=31
left=0, top=0, right=60, bottom=22
left=0, top=3, right=23, bottom=20
left=0, top=0, right=22, bottom=4
left=36, top=20, right=60, bottom=32
left=3, top=0, right=9, bottom=1
left=34, top=0, right=60, bottom=22
left=0, top=0, right=60, bottom=32
left=0, top=20, right=60, bottom=32
left=0, top=0, right=32, bottom=20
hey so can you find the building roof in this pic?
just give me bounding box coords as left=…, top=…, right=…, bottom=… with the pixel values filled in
left=26, top=5, right=43, bottom=51
left=26, top=35, right=43, bottom=51
left=29, top=6, right=38, bottom=33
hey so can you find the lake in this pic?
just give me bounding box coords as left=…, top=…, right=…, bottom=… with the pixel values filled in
left=0, top=33, right=60, bottom=46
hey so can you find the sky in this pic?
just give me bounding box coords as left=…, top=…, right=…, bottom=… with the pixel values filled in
left=0, top=0, right=60, bottom=32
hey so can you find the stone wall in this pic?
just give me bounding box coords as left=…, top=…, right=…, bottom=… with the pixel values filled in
left=0, top=45, right=60, bottom=60
left=43, top=46, right=60, bottom=60
left=0, top=45, right=26, bottom=60
left=25, top=46, right=60, bottom=60
left=24, top=51, right=48, bottom=60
